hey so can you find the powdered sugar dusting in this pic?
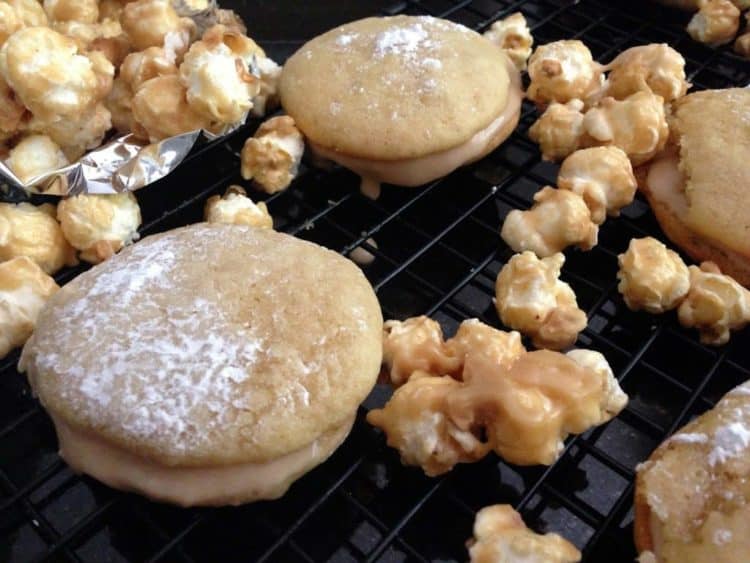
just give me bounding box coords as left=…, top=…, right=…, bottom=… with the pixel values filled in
left=714, top=529, right=732, bottom=545
left=668, top=432, right=708, bottom=445
left=34, top=230, right=268, bottom=454
left=336, top=32, right=359, bottom=47
left=322, top=16, right=475, bottom=117
left=375, top=22, right=433, bottom=58
left=23, top=224, right=380, bottom=463
left=730, top=382, right=750, bottom=396
left=709, top=421, right=750, bottom=466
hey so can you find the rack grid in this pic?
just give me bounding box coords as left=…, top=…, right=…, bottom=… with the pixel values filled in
left=2, top=1, right=750, bottom=561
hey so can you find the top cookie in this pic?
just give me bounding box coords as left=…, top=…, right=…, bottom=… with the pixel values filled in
left=671, top=88, right=750, bottom=259
left=21, top=224, right=383, bottom=467
left=280, top=15, right=512, bottom=160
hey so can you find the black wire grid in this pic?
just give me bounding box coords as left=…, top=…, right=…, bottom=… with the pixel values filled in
left=2, top=1, right=750, bottom=561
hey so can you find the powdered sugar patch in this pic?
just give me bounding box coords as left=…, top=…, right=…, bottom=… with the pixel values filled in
left=730, top=382, right=750, bottom=396
left=375, top=23, right=430, bottom=57
left=668, top=432, right=709, bottom=445
left=714, top=529, right=733, bottom=545
left=37, top=228, right=267, bottom=454
left=709, top=421, right=750, bottom=466
left=372, top=20, right=445, bottom=65
left=336, top=32, right=359, bottom=47
left=422, top=57, right=442, bottom=70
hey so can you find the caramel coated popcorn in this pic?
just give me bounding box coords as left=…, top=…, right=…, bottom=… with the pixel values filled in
left=557, top=146, right=637, bottom=224
left=179, top=24, right=260, bottom=124
left=495, top=251, right=587, bottom=350
left=483, top=12, right=533, bottom=71
left=57, top=192, right=142, bottom=264
left=469, top=505, right=581, bottom=563
left=369, top=343, right=627, bottom=473
left=617, top=237, right=690, bottom=314
left=0, top=256, right=59, bottom=359
left=500, top=187, right=598, bottom=257
left=687, top=0, right=740, bottom=46
left=204, top=185, right=273, bottom=229
left=0, top=27, right=102, bottom=121
left=4, top=134, right=68, bottom=183
left=367, top=374, right=489, bottom=476
left=528, top=100, right=586, bottom=162
left=382, top=316, right=462, bottom=387
left=131, top=74, right=212, bottom=142
left=0, top=202, right=77, bottom=274
left=605, top=43, right=689, bottom=102
left=369, top=316, right=627, bottom=474
left=43, top=0, right=99, bottom=24
left=527, top=40, right=603, bottom=106
left=120, top=0, right=196, bottom=51
left=582, top=91, right=669, bottom=165
left=240, top=115, right=304, bottom=194
left=677, top=262, right=750, bottom=346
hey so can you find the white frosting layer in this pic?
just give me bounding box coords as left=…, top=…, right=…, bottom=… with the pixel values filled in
left=53, top=414, right=354, bottom=507
left=309, top=67, right=522, bottom=199
left=646, top=154, right=687, bottom=216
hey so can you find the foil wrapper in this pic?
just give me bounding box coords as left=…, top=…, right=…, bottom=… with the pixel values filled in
left=0, top=125, right=240, bottom=196
left=0, top=0, right=247, bottom=198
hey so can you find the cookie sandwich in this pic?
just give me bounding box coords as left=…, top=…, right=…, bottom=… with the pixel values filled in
left=280, top=15, right=522, bottom=198
left=20, top=223, right=383, bottom=506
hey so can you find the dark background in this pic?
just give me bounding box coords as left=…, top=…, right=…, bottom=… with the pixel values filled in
left=2, top=1, right=750, bottom=562
left=243, top=0, right=395, bottom=55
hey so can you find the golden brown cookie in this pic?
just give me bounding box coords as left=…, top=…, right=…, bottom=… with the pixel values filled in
left=20, top=223, right=383, bottom=506
left=279, top=15, right=521, bottom=195
left=635, top=380, right=750, bottom=562
left=641, top=88, right=750, bottom=286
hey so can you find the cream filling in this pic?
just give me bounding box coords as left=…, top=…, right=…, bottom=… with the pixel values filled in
left=52, top=413, right=355, bottom=507
left=646, top=154, right=688, bottom=218
left=645, top=152, right=750, bottom=285
left=309, top=75, right=522, bottom=199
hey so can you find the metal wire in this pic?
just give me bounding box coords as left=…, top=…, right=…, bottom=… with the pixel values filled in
left=2, top=0, right=750, bottom=561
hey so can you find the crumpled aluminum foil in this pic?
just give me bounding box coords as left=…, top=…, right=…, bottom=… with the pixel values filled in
left=0, top=0, right=247, bottom=198
left=0, top=125, right=241, bottom=196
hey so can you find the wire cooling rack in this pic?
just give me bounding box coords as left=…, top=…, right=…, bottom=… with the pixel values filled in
left=2, top=1, right=750, bottom=561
